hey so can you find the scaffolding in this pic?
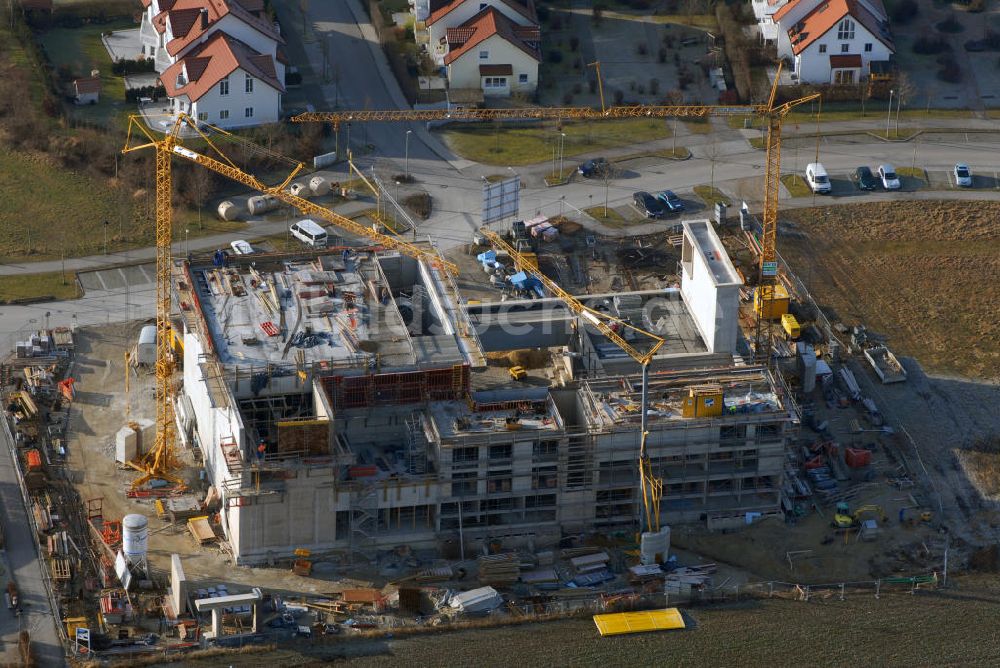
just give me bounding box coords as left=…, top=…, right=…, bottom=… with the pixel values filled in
left=405, top=412, right=428, bottom=475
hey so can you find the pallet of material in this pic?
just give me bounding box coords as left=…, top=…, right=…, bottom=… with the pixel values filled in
left=50, top=556, right=71, bottom=581
left=411, top=565, right=453, bottom=582
left=559, top=546, right=604, bottom=559
left=164, top=496, right=203, bottom=523
left=520, top=568, right=559, bottom=585
left=570, top=552, right=610, bottom=573
left=187, top=516, right=217, bottom=544
left=478, top=553, right=520, bottom=585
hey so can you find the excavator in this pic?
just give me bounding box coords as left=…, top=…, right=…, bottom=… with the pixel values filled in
left=831, top=503, right=887, bottom=529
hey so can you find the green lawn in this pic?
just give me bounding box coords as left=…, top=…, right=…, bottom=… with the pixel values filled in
left=38, top=20, right=133, bottom=124
left=683, top=118, right=713, bottom=134
left=437, top=119, right=673, bottom=166
left=729, top=107, right=974, bottom=130
left=693, top=186, right=731, bottom=206
left=780, top=174, right=812, bottom=197
left=0, top=271, right=82, bottom=303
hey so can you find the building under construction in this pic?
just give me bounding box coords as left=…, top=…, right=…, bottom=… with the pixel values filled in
left=173, top=221, right=798, bottom=564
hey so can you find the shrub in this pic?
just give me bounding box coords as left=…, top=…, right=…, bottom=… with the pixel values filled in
left=588, top=79, right=597, bottom=94
left=536, top=4, right=550, bottom=22
left=547, top=50, right=563, bottom=64
left=403, top=193, right=432, bottom=219
left=613, top=89, right=624, bottom=105
left=649, top=78, right=660, bottom=95
left=572, top=82, right=582, bottom=94
left=889, top=0, right=919, bottom=24
left=913, top=36, right=950, bottom=55
left=937, top=57, right=962, bottom=83
left=658, top=47, right=667, bottom=63
left=936, top=17, right=963, bottom=33
left=551, top=15, right=563, bottom=31
left=562, top=91, right=574, bottom=105
left=569, top=36, right=579, bottom=52
left=111, top=57, right=155, bottom=75
left=285, top=71, right=302, bottom=86
left=637, top=42, right=648, bottom=56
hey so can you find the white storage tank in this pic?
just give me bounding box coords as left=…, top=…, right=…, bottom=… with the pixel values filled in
left=217, top=201, right=241, bottom=221
left=309, top=176, right=331, bottom=196
left=639, top=526, right=670, bottom=565
left=137, top=325, right=157, bottom=366
left=289, top=182, right=311, bottom=198
left=123, top=514, right=149, bottom=565
left=247, top=195, right=279, bottom=215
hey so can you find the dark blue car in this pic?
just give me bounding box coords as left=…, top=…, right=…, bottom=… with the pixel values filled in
left=655, top=190, right=685, bottom=212
left=578, top=157, right=610, bottom=178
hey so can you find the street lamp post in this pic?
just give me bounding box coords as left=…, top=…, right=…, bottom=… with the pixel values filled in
left=404, top=129, right=412, bottom=180
left=886, top=89, right=894, bottom=138
left=559, top=132, right=566, bottom=180
left=103, top=220, right=109, bottom=255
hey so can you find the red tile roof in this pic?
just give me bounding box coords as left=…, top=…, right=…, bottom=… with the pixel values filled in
left=444, top=7, right=540, bottom=65
left=829, top=53, right=862, bottom=67
left=445, top=26, right=476, bottom=45
left=153, top=0, right=282, bottom=54
left=428, top=0, right=536, bottom=27
left=74, top=77, right=101, bottom=94
left=161, top=31, right=284, bottom=102
left=784, top=0, right=893, bottom=55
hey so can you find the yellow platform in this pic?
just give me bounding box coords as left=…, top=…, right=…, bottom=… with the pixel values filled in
left=593, top=608, right=686, bottom=636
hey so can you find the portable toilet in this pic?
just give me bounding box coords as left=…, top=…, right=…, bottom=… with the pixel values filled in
left=137, top=326, right=157, bottom=366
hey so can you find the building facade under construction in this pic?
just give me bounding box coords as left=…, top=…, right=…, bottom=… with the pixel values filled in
left=172, top=222, right=798, bottom=564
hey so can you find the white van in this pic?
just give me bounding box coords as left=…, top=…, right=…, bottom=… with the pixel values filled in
left=290, top=219, right=327, bottom=247
left=805, top=163, right=831, bottom=194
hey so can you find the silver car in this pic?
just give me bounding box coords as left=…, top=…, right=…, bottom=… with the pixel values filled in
left=954, top=163, right=973, bottom=187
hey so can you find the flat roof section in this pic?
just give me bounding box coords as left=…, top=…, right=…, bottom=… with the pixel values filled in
left=579, top=367, right=785, bottom=429
left=190, top=254, right=413, bottom=368
left=586, top=291, right=709, bottom=360
left=682, top=220, right=741, bottom=287
left=428, top=389, right=563, bottom=440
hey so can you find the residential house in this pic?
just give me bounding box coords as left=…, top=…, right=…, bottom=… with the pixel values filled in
left=434, top=5, right=540, bottom=97
left=768, top=0, right=894, bottom=84
left=137, top=0, right=285, bottom=127
left=73, top=77, right=101, bottom=105
left=425, top=0, right=537, bottom=53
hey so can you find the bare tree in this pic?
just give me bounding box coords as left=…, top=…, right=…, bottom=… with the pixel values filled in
left=188, top=169, right=214, bottom=229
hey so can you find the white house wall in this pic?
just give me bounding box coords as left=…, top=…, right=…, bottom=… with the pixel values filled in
left=447, top=34, right=537, bottom=93
left=189, top=68, right=282, bottom=128
left=791, top=22, right=892, bottom=83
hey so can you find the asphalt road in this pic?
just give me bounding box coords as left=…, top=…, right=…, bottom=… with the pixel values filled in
left=0, top=421, right=64, bottom=666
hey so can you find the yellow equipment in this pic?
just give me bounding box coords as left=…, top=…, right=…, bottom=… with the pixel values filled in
left=295, top=64, right=818, bottom=363
left=508, top=366, right=527, bottom=381
left=781, top=313, right=801, bottom=340
left=753, top=284, right=789, bottom=319
left=853, top=505, right=886, bottom=523
left=681, top=385, right=724, bottom=418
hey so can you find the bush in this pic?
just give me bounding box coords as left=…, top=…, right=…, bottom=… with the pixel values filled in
left=613, top=89, right=624, bottom=105
left=572, top=82, right=582, bottom=94
left=588, top=79, right=597, bottom=94
left=649, top=78, right=660, bottom=95
left=569, top=36, right=579, bottom=52
left=637, top=42, right=647, bottom=56
left=562, top=91, right=574, bottom=105
left=111, top=58, right=155, bottom=75
left=285, top=71, right=302, bottom=86
left=403, top=193, right=431, bottom=219
left=551, top=15, right=562, bottom=31
left=937, top=57, right=962, bottom=83
left=547, top=50, right=563, bottom=64
left=936, top=17, right=964, bottom=33
left=658, top=47, right=667, bottom=63
left=125, top=84, right=166, bottom=102
left=913, top=36, right=951, bottom=55
left=536, top=4, right=550, bottom=22
left=890, top=0, right=919, bottom=24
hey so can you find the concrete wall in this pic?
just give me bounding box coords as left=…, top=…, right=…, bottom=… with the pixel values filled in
left=679, top=229, right=740, bottom=354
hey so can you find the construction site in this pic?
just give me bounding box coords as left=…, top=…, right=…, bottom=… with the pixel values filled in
left=1, top=93, right=997, bottom=662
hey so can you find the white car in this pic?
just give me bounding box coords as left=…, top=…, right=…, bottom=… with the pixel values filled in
left=877, top=164, right=900, bottom=190
left=954, top=163, right=973, bottom=187
left=230, top=239, right=254, bottom=255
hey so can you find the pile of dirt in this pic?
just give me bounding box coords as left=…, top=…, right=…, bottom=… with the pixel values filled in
left=485, top=349, right=550, bottom=369
left=780, top=200, right=1000, bottom=380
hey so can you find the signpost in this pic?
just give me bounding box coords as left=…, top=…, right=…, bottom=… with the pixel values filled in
left=481, top=175, right=521, bottom=225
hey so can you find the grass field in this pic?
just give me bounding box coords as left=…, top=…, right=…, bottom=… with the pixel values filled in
left=0, top=271, right=81, bottom=303
left=173, top=577, right=1000, bottom=667
left=780, top=201, right=1000, bottom=379
left=583, top=205, right=631, bottom=228
left=693, top=186, right=730, bottom=206
left=436, top=119, right=672, bottom=165
left=780, top=174, right=811, bottom=197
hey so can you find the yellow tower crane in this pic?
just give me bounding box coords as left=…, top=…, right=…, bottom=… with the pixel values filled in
left=294, top=64, right=818, bottom=361
left=121, top=113, right=461, bottom=488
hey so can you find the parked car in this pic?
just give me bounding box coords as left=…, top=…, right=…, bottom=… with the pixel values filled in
left=578, top=157, right=610, bottom=178
left=954, top=163, right=973, bottom=187
left=853, top=166, right=879, bottom=191
left=633, top=191, right=667, bottom=218
left=805, top=162, right=831, bottom=194
left=877, top=164, right=900, bottom=190
left=655, top=189, right=685, bottom=212
left=230, top=239, right=253, bottom=255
